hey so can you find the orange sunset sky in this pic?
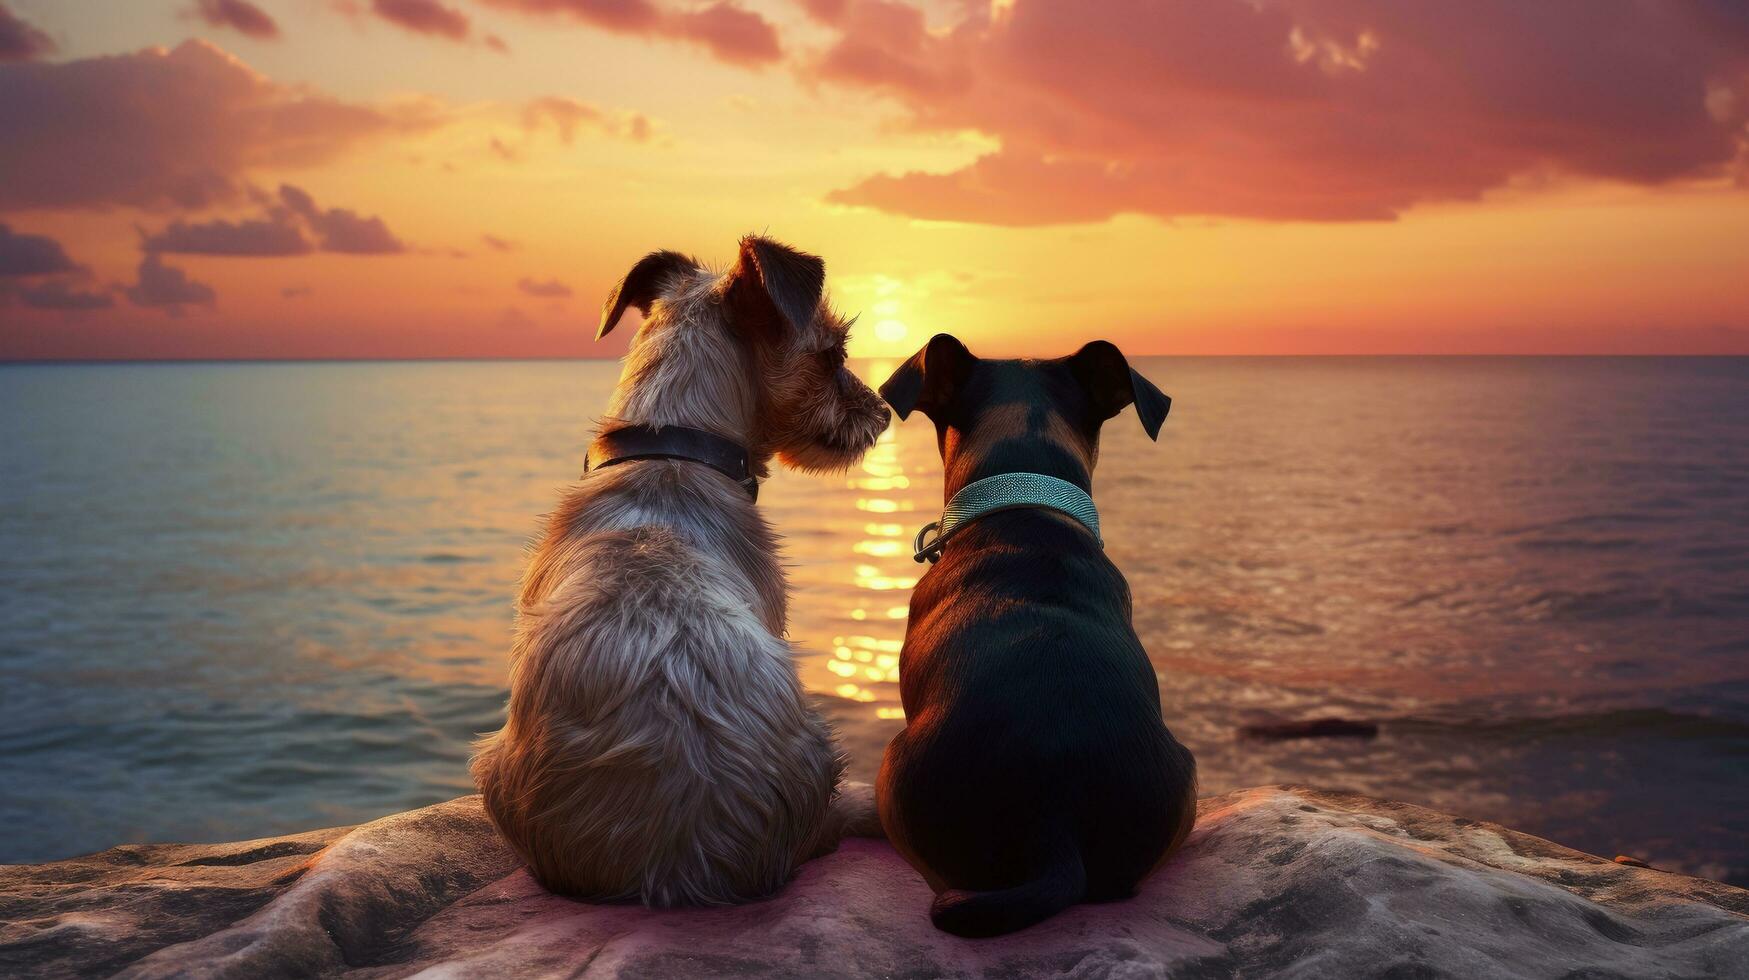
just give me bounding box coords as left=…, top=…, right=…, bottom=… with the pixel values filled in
left=2, top=0, right=1748, bottom=359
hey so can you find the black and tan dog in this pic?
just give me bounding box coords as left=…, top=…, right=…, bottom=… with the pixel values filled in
left=876, top=334, right=1198, bottom=937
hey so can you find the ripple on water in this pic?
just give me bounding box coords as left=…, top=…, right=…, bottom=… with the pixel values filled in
left=0, top=357, right=1745, bottom=886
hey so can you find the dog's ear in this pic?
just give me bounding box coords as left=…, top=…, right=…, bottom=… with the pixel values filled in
left=882, top=334, right=974, bottom=421
left=724, top=236, right=825, bottom=342
left=1069, top=340, right=1170, bottom=440
left=598, top=250, right=692, bottom=340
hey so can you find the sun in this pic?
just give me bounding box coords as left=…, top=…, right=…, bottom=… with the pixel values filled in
left=873, top=319, right=908, bottom=343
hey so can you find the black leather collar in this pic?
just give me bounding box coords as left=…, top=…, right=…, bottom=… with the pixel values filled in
left=585, top=424, right=759, bottom=501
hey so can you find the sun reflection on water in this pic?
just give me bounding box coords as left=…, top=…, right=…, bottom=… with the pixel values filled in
left=851, top=476, right=911, bottom=491
left=809, top=415, right=925, bottom=727
left=852, top=539, right=905, bottom=557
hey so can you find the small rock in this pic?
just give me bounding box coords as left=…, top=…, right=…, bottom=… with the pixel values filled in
left=1615, top=855, right=1655, bottom=869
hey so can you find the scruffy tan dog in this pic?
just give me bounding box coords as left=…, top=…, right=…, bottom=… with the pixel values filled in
left=472, top=237, right=889, bottom=905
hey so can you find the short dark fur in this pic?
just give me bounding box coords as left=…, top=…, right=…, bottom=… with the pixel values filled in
left=876, top=335, right=1197, bottom=938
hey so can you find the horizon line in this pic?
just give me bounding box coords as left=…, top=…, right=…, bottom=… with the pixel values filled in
left=4, top=353, right=1749, bottom=366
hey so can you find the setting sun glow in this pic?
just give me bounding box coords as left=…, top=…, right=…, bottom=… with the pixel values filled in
left=2, top=2, right=1747, bottom=358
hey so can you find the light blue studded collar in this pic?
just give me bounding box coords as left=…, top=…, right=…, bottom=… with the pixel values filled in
left=913, top=472, right=1101, bottom=564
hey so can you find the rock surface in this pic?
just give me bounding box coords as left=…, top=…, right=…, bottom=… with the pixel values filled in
left=3, top=786, right=1746, bottom=979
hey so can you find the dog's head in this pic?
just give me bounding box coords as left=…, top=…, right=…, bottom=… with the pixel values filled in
left=597, top=236, right=889, bottom=473
left=880, top=334, right=1168, bottom=488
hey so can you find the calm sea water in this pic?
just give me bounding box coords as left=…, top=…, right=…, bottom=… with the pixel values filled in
left=1, top=358, right=1746, bottom=884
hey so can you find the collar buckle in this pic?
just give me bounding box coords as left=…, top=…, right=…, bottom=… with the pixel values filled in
left=912, top=520, right=944, bottom=564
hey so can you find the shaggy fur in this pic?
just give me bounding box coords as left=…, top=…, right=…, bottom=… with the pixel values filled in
left=471, top=237, right=889, bottom=906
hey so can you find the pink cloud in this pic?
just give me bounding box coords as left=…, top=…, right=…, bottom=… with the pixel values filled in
left=516, top=276, right=571, bottom=297
left=808, top=0, right=964, bottom=96
left=476, top=0, right=659, bottom=32
left=191, top=0, right=281, bottom=40
left=479, top=0, right=781, bottom=66
left=809, top=0, right=1749, bottom=225
left=0, top=40, right=440, bottom=211
left=669, top=2, right=779, bottom=66
left=521, top=96, right=605, bottom=143
left=794, top=0, right=845, bottom=24
left=0, top=1, right=54, bottom=61
left=372, top=0, right=471, bottom=40
left=521, top=96, right=653, bottom=144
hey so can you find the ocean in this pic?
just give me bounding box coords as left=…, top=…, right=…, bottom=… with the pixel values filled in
left=1, top=357, right=1745, bottom=885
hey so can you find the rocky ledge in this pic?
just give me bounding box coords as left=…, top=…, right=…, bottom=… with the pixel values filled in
left=3, top=787, right=1746, bottom=979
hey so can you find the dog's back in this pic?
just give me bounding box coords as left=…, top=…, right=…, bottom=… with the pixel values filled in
left=472, top=238, right=890, bottom=906
left=876, top=336, right=1195, bottom=937
left=879, top=512, right=1197, bottom=935
left=472, top=472, right=838, bottom=903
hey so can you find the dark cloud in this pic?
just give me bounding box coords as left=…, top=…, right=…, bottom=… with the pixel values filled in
left=142, top=210, right=313, bottom=255
left=0, top=1, right=54, bottom=61
left=484, top=33, right=509, bottom=53
left=0, top=40, right=439, bottom=211
left=0, top=224, right=78, bottom=277
left=372, top=0, right=470, bottom=40
left=811, top=0, right=1749, bottom=225
left=479, top=0, right=781, bottom=66
left=0, top=224, right=112, bottom=313
left=277, top=183, right=318, bottom=215
left=278, top=184, right=406, bottom=253
left=126, top=254, right=217, bottom=311
left=14, top=280, right=115, bottom=311
left=481, top=233, right=516, bottom=251
left=307, top=209, right=403, bottom=253
left=281, top=284, right=314, bottom=298
left=138, top=186, right=407, bottom=256
left=517, top=276, right=571, bottom=297
left=191, top=0, right=281, bottom=40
